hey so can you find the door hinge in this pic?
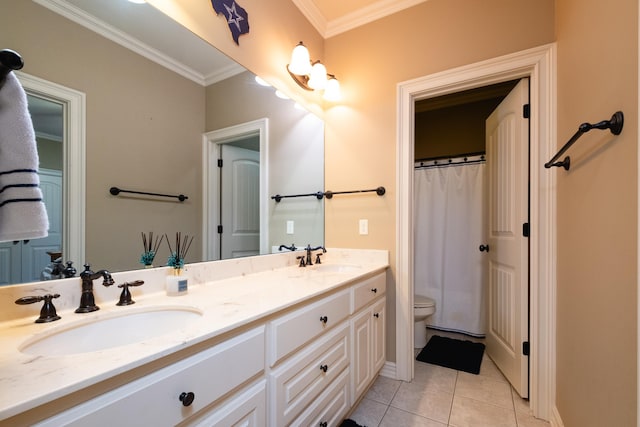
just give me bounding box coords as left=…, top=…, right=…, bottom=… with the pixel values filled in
left=217, top=159, right=223, bottom=168
left=217, top=225, right=223, bottom=234
left=522, top=222, right=530, bottom=237
left=522, top=341, right=530, bottom=356
left=523, top=104, right=530, bottom=119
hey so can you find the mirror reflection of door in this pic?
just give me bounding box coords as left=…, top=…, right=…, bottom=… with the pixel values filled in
left=0, top=95, right=63, bottom=284
left=219, top=137, right=260, bottom=259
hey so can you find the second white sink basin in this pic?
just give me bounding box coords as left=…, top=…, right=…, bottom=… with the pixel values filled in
left=20, top=306, right=203, bottom=357
left=312, top=264, right=362, bottom=273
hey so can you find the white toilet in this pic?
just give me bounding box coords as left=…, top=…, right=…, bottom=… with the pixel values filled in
left=414, top=295, right=436, bottom=348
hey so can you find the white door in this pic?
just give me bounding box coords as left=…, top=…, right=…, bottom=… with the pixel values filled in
left=0, top=169, right=62, bottom=284
left=220, top=144, right=260, bottom=259
left=484, top=78, right=529, bottom=398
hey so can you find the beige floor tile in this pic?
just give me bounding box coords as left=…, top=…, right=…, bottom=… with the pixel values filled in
left=390, top=381, right=453, bottom=424
left=454, top=371, right=514, bottom=409
left=515, top=411, right=551, bottom=427
left=478, top=355, right=508, bottom=383
left=413, top=361, right=458, bottom=394
left=379, top=407, right=447, bottom=427
left=511, top=386, right=532, bottom=414
left=349, top=397, right=388, bottom=427
left=364, top=375, right=402, bottom=405
left=449, top=395, right=517, bottom=427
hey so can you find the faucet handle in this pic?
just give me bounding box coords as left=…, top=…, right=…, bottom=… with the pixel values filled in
left=15, top=294, right=61, bottom=323
left=116, top=280, right=144, bottom=306
left=297, top=255, right=306, bottom=267
left=315, top=253, right=323, bottom=264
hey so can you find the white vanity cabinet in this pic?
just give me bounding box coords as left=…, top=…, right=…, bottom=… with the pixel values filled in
left=9, top=265, right=389, bottom=427
left=34, top=327, right=266, bottom=427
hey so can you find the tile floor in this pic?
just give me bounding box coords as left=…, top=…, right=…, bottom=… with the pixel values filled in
left=348, top=331, right=550, bottom=427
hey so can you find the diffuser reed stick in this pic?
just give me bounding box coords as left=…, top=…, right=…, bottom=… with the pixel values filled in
left=165, top=232, right=194, bottom=271
left=140, top=232, right=164, bottom=266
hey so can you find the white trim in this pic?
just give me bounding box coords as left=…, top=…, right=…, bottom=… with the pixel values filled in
left=292, top=0, right=429, bottom=38
left=202, top=119, right=269, bottom=260
left=31, top=0, right=247, bottom=86
left=16, top=71, right=86, bottom=270
left=550, top=406, right=566, bottom=427
left=378, top=361, right=396, bottom=379
left=396, top=44, right=556, bottom=420
left=637, top=3, right=640, bottom=425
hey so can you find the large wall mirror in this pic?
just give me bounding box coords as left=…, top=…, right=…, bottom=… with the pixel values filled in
left=1, top=0, right=324, bottom=285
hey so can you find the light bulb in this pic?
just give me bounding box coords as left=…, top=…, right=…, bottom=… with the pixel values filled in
left=307, top=61, right=327, bottom=90
left=323, top=75, right=341, bottom=101
left=287, top=42, right=312, bottom=76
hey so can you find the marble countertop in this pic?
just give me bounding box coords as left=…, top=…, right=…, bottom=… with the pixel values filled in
left=0, top=249, right=388, bottom=421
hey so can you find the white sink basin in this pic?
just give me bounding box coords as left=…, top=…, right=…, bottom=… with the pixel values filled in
left=312, top=264, right=362, bottom=273
left=20, top=306, right=203, bottom=356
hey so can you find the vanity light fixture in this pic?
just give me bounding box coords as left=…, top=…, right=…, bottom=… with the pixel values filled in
left=287, top=42, right=341, bottom=101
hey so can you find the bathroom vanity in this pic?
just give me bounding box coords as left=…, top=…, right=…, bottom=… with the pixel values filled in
left=0, top=249, right=388, bottom=426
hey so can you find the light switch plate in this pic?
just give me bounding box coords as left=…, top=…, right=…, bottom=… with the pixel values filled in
left=286, top=220, right=294, bottom=234
left=359, top=219, right=368, bottom=235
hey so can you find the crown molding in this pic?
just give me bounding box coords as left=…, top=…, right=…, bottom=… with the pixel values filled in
left=33, top=0, right=207, bottom=86
left=292, top=0, right=429, bottom=38
left=290, top=0, right=328, bottom=37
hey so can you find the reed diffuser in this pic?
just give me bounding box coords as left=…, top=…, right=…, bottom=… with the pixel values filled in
left=164, top=232, right=194, bottom=296
left=140, top=232, right=163, bottom=267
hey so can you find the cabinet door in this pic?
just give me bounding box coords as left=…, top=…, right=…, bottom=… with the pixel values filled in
left=351, top=308, right=372, bottom=402
left=372, top=297, right=386, bottom=374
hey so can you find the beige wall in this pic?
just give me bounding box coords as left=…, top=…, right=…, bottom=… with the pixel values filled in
left=3, top=0, right=205, bottom=271
left=205, top=71, right=324, bottom=250
left=556, top=0, right=638, bottom=425
left=324, top=0, right=555, bottom=361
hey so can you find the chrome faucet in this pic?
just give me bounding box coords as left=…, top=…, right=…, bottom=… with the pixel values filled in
left=304, top=244, right=326, bottom=266
left=75, top=264, right=114, bottom=313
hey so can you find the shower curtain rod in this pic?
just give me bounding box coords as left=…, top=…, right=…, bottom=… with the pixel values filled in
left=415, top=153, right=485, bottom=169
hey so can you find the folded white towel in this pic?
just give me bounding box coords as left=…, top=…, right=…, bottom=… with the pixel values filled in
left=0, top=72, right=49, bottom=242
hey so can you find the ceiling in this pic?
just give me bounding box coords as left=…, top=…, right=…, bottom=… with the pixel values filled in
left=291, top=0, right=428, bottom=38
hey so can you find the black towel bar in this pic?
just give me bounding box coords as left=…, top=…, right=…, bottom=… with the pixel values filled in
left=109, top=187, right=188, bottom=202
left=271, top=187, right=386, bottom=203
left=545, top=111, right=624, bottom=171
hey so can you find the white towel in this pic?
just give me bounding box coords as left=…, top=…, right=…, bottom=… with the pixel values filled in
left=0, top=72, right=49, bottom=242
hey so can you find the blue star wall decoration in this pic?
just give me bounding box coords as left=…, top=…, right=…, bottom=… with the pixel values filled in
left=210, top=0, right=250, bottom=45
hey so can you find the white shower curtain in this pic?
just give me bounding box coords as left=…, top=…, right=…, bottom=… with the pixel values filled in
left=414, top=162, right=487, bottom=337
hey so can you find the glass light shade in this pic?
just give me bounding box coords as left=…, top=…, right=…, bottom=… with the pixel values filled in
left=307, top=62, right=327, bottom=90
left=288, top=42, right=312, bottom=76
left=323, top=76, right=341, bottom=101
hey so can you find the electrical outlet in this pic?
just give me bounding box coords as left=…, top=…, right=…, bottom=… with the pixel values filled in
left=286, top=220, right=294, bottom=234
left=359, top=219, right=368, bottom=235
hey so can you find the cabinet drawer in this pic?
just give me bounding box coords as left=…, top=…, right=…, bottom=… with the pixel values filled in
left=290, top=368, right=350, bottom=427
left=268, top=289, right=350, bottom=366
left=189, top=379, right=266, bottom=427
left=269, top=322, right=349, bottom=426
left=37, top=326, right=265, bottom=427
left=352, top=272, right=386, bottom=313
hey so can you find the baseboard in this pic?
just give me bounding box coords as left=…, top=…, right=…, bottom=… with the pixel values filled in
left=549, top=406, right=565, bottom=427
left=379, top=361, right=396, bottom=379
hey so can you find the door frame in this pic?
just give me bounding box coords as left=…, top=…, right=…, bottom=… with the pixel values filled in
left=16, top=71, right=85, bottom=269
left=202, top=118, right=269, bottom=261
left=396, top=43, right=556, bottom=420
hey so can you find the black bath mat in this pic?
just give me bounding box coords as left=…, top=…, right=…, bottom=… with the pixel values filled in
left=416, top=335, right=485, bottom=374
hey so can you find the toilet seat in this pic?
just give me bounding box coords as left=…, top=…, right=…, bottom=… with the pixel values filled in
left=414, top=295, right=435, bottom=308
